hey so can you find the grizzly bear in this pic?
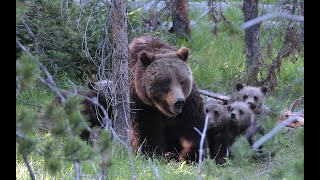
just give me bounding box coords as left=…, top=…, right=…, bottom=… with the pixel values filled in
left=129, top=35, right=205, bottom=162
left=228, top=82, right=268, bottom=115
left=51, top=81, right=112, bottom=143
left=227, top=101, right=255, bottom=139
left=204, top=99, right=231, bottom=165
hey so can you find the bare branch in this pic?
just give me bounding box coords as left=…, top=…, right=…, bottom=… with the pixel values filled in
left=16, top=38, right=66, bottom=104
left=240, top=12, right=304, bottom=30
left=148, top=159, right=163, bottom=180
left=195, top=115, right=210, bottom=180
left=252, top=108, right=304, bottom=150
left=16, top=76, right=21, bottom=98
left=74, top=160, right=81, bottom=180
left=23, top=155, right=36, bottom=180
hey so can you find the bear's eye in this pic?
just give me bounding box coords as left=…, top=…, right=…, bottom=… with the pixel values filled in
left=214, top=110, right=219, bottom=117
left=239, top=110, right=244, bottom=115
left=159, top=79, right=171, bottom=92
left=205, top=109, right=209, bottom=113
left=180, top=80, right=186, bottom=86
left=243, top=95, right=248, bottom=100
left=254, top=96, right=258, bottom=101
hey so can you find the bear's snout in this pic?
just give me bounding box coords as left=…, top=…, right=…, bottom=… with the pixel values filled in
left=174, top=98, right=185, bottom=113
left=230, top=113, right=236, bottom=120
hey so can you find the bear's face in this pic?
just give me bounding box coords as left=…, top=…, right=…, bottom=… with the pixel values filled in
left=135, top=47, right=193, bottom=117
left=227, top=101, right=255, bottom=126
left=231, top=82, right=268, bottom=114
left=204, top=99, right=229, bottom=129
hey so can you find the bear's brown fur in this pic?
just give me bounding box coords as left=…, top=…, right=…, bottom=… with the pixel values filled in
left=227, top=101, right=255, bottom=138
left=228, top=82, right=268, bottom=115
left=129, top=35, right=205, bottom=162
left=204, top=99, right=231, bottom=165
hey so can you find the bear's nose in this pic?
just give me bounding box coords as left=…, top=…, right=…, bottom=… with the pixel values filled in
left=230, top=113, right=236, bottom=119
left=247, top=102, right=256, bottom=110
left=174, top=98, right=185, bottom=110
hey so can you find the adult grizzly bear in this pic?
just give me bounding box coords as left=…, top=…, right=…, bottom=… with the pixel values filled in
left=129, top=35, right=205, bottom=162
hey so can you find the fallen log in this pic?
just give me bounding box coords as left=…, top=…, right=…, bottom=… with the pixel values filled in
left=198, top=89, right=230, bottom=105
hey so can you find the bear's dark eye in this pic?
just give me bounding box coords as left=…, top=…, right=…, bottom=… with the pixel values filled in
left=214, top=110, right=219, bottom=117
left=180, top=80, right=186, bottom=86
left=254, top=96, right=258, bottom=101
left=243, top=95, right=248, bottom=100
left=159, top=79, right=171, bottom=92
left=239, top=110, right=244, bottom=115
left=205, top=109, right=209, bottom=113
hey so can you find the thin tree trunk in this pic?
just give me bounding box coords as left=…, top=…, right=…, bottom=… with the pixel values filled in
left=171, top=0, right=191, bottom=40
left=243, top=0, right=260, bottom=85
left=111, top=0, right=130, bottom=140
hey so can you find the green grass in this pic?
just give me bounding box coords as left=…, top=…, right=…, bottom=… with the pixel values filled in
left=16, top=127, right=304, bottom=179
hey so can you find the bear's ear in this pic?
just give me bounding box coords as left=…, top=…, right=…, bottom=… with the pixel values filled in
left=88, top=81, right=95, bottom=90
left=226, top=105, right=231, bottom=111
left=177, top=47, right=189, bottom=62
left=236, top=82, right=244, bottom=91
left=260, top=86, right=268, bottom=95
left=139, top=50, right=155, bottom=66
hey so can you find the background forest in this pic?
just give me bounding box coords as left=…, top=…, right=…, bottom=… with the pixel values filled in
left=16, top=0, right=304, bottom=179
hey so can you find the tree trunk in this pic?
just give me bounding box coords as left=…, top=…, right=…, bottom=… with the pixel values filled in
left=243, top=0, right=260, bottom=85
left=171, top=0, right=191, bottom=40
left=111, top=0, right=130, bottom=141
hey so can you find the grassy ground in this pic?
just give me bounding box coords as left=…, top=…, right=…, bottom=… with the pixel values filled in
left=16, top=5, right=304, bottom=180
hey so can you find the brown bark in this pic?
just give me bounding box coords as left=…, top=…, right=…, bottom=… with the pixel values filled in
left=243, top=0, right=260, bottom=85
left=111, top=0, right=130, bottom=140
left=171, top=0, right=191, bottom=40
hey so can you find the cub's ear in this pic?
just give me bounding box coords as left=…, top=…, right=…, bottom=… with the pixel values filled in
left=139, top=50, right=155, bottom=66
left=88, top=81, right=95, bottom=90
left=260, top=86, right=268, bottom=95
left=226, top=105, right=231, bottom=111
left=236, top=82, right=245, bottom=91
left=177, top=47, right=189, bottom=62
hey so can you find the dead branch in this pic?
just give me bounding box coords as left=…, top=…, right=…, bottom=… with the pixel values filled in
left=23, top=155, right=36, bottom=180
left=194, top=114, right=210, bottom=180
left=74, top=160, right=81, bottom=180
left=16, top=76, right=21, bottom=98
left=252, top=108, right=304, bottom=150
left=148, top=159, right=163, bottom=180
left=240, top=12, right=304, bottom=30
left=198, top=89, right=230, bottom=104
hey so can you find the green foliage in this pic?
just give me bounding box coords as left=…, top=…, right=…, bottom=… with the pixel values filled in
left=64, top=136, right=95, bottom=161
left=16, top=108, right=40, bottom=155
left=230, top=136, right=253, bottom=166
left=16, top=53, right=40, bottom=90
left=16, top=0, right=109, bottom=82
left=46, top=95, right=88, bottom=136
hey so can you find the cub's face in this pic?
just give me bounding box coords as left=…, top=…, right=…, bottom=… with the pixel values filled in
left=233, top=83, right=268, bottom=114
left=204, top=99, right=228, bottom=129
left=136, top=47, right=193, bottom=117
left=227, top=101, right=255, bottom=126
